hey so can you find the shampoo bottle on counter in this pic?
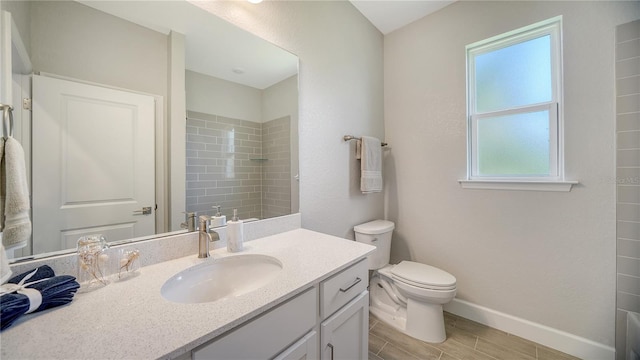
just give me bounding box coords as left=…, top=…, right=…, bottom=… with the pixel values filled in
left=227, top=209, right=244, bottom=252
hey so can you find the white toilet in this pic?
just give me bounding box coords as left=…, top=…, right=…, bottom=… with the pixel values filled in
left=354, top=220, right=456, bottom=343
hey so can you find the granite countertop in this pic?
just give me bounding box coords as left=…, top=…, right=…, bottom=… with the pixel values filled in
left=1, top=229, right=374, bottom=359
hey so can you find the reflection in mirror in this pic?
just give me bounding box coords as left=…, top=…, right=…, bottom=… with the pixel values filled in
left=0, top=0, right=298, bottom=261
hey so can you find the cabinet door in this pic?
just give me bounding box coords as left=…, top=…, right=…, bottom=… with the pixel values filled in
left=274, top=331, right=318, bottom=360
left=320, top=291, right=368, bottom=360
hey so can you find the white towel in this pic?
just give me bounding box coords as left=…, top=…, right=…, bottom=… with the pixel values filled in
left=0, top=137, right=31, bottom=250
left=358, top=136, right=382, bottom=194
left=0, top=243, right=12, bottom=284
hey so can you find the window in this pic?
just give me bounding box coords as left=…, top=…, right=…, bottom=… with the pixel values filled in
left=461, top=16, right=576, bottom=191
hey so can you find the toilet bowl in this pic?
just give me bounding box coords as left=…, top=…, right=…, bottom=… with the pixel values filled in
left=354, top=220, right=456, bottom=343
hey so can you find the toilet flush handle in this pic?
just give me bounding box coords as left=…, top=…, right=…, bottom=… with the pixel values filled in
left=371, top=237, right=378, bottom=242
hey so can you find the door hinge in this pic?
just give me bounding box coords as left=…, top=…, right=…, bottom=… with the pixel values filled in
left=23, top=98, right=32, bottom=111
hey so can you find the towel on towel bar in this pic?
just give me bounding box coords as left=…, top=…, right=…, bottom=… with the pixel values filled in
left=358, top=136, right=382, bottom=194
left=0, top=266, right=80, bottom=330
left=0, top=136, right=31, bottom=250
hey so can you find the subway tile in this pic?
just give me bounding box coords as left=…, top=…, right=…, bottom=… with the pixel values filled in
left=618, top=203, right=640, bottom=222
left=618, top=273, right=640, bottom=296
left=619, top=185, right=640, bottom=204
left=186, top=166, right=205, bottom=174
left=187, top=134, right=216, bottom=144
left=617, top=75, right=640, bottom=96
left=617, top=291, right=640, bottom=312
left=197, top=195, right=226, bottom=204
left=618, top=168, right=640, bottom=183
left=618, top=112, right=640, bottom=132
left=618, top=131, right=640, bottom=149
left=618, top=238, right=640, bottom=258
left=186, top=142, right=206, bottom=150
left=618, top=94, right=640, bottom=114
left=617, top=20, right=640, bottom=43
left=198, top=151, right=223, bottom=159
left=618, top=256, right=640, bottom=277
left=198, top=173, right=228, bottom=181
left=617, top=38, right=640, bottom=61
left=618, top=220, right=640, bottom=240
left=618, top=57, right=640, bottom=79
left=186, top=118, right=206, bottom=128
left=617, top=149, right=640, bottom=167
left=198, top=128, right=223, bottom=138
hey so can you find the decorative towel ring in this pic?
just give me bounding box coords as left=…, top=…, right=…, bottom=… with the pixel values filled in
left=1, top=103, right=14, bottom=139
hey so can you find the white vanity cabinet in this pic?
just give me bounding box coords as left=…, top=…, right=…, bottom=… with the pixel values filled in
left=319, top=259, right=369, bottom=360
left=192, top=288, right=317, bottom=360
left=190, top=258, right=369, bottom=360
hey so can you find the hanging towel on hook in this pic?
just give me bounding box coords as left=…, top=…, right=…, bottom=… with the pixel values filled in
left=359, top=136, right=382, bottom=194
left=0, top=136, right=31, bottom=250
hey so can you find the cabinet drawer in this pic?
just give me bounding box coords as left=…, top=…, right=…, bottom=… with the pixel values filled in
left=193, top=287, right=317, bottom=360
left=320, top=259, right=368, bottom=318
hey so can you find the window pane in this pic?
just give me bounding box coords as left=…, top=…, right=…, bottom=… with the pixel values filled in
left=477, top=110, right=550, bottom=176
left=475, top=35, right=552, bottom=113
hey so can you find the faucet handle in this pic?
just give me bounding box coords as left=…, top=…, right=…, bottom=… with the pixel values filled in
left=198, top=215, right=210, bottom=230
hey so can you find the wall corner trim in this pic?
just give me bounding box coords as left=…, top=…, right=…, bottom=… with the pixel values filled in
left=444, top=298, right=615, bottom=360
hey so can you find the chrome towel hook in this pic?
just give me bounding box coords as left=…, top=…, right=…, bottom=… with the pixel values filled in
left=1, top=103, right=14, bottom=139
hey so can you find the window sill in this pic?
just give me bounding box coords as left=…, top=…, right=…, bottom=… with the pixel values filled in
left=458, top=179, right=578, bottom=192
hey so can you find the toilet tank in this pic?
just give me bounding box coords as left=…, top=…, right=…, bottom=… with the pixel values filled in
left=354, top=220, right=395, bottom=270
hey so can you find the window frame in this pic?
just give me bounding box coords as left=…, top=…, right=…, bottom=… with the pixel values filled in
left=461, top=16, right=576, bottom=191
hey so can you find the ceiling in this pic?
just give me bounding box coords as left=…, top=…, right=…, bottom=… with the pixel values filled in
left=79, top=1, right=298, bottom=90
left=350, top=0, right=456, bottom=35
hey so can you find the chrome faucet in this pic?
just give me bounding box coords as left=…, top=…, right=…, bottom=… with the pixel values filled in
left=198, top=215, right=219, bottom=258
left=181, top=212, right=197, bottom=232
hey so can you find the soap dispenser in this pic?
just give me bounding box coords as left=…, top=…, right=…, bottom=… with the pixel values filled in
left=211, top=205, right=226, bottom=228
left=226, top=209, right=244, bottom=252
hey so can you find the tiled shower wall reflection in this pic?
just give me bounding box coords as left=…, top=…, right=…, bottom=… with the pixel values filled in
left=186, top=110, right=291, bottom=220
left=615, top=19, right=640, bottom=360
left=263, top=116, right=292, bottom=219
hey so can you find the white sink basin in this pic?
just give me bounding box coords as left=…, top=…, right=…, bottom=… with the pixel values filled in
left=161, top=254, right=283, bottom=304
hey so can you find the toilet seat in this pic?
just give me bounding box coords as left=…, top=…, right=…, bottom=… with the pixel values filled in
left=391, top=261, right=456, bottom=291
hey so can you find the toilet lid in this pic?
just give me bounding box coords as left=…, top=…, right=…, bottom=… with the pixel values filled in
left=391, top=261, right=456, bottom=290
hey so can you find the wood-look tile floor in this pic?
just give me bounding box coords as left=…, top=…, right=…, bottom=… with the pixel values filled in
left=368, top=312, right=581, bottom=360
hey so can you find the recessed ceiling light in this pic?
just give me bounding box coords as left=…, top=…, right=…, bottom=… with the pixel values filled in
left=248, top=0, right=263, bottom=4
left=232, top=67, right=245, bottom=75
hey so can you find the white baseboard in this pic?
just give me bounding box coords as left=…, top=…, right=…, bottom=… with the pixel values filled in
left=444, top=298, right=615, bottom=360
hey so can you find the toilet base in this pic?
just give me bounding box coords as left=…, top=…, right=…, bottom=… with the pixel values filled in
left=405, top=298, right=446, bottom=343
left=370, top=276, right=448, bottom=344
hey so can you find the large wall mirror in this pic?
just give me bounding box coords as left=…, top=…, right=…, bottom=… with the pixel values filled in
left=0, top=0, right=299, bottom=261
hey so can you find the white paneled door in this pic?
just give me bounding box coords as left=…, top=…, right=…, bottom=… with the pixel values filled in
left=32, top=75, right=155, bottom=253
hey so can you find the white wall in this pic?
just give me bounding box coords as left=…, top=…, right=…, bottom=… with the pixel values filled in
left=194, top=1, right=385, bottom=239
left=384, top=0, right=640, bottom=349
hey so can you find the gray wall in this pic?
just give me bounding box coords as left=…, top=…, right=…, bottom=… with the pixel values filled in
left=615, top=19, right=640, bottom=360
left=186, top=111, right=263, bottom=220
left=384, top=0, right=638, bottom=349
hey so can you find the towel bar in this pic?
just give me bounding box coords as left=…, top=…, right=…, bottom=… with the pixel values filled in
left=343, top=135, right=388, bottom=147
left=1, top=103, right=14, bottom=139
